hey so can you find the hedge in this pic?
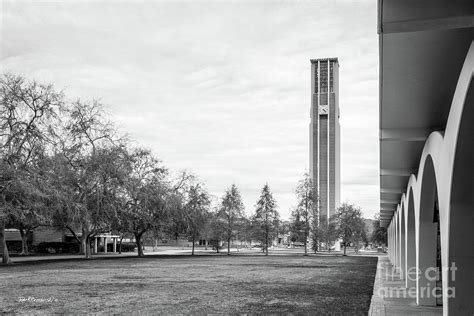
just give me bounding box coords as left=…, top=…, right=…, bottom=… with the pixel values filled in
left=36, top=242, right=80, bottom=254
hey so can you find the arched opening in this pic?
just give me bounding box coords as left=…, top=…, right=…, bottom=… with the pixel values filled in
left=406, top=188, right=416, bottom=289
left=448, top=79, right=474, bottom=313
left=417, top=154, right=439, bottom=306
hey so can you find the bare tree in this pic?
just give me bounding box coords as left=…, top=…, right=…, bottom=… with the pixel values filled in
left=0, top=74, right=63, bottom=264
left=51, top=99, right=124, bottom=259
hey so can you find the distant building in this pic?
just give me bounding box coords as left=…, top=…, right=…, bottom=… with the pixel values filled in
left=309, top=57, right=341, bottom=221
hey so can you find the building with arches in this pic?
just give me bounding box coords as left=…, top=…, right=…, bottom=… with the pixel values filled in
left=378, top=1, right=474, bottom=314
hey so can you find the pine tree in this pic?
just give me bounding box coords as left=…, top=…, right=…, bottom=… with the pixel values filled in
left=218, top=184, right=245, bottom=255
left=252, top=183, right=279, bottom=255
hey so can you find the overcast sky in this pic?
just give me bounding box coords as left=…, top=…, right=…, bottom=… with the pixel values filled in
left=1, top=0, right=379, bottom=220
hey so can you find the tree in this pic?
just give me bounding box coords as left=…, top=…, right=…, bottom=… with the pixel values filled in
left=289, top=207, right=305, bottom=244
left=371, top=213, right=387, bottom=248
left=294, top=172, right=318, bottom=255
left=184, top=183, right=210, bottom=255
left=0, top=74, right=63, bottom=264
left=50, top=100, right=125, bottom=259
left=238, top=216, right=254, bottom=249
left=217, top=184, right=244, bottom=255
left=205, top=210, right=226, bottom=253
left=311, top=215, right=337, bottom=253
left=251, top=183, right=279, bottom=255
left=117, top=148, right=168, bottom=257
left=334, top=202, right=365, bottom=256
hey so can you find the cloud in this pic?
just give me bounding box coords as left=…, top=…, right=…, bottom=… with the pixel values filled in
left=1, top=0, right=379, bottom=219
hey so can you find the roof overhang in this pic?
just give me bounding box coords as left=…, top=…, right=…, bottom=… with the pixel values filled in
left=378, top=0, right=474, bottom=227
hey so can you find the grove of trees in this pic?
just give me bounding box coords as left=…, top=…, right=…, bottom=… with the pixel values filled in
left=0, top=74, right=375, bottom=265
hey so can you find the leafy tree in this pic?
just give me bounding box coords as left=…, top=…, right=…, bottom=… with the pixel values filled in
left=289, top=207, right=305, bottom=244
left=217, top=184, right=245, bottom=255
left=184, top=183, right=210, bottom=255
left=0, top=74, right=63, bottom=264
left=371, top=214, right=387, bottom=248
left=311, top=215, right=337, bottom=253
left=238, top=216, right=254, bottom=248
left=204, top=210, right=226, bottom=253
left=251, top=183, right=279, bottom=255
left=294, top=172, right=318, bottom=255
left=117, top=148, right=168, bottom=257
left=334, top=202, right=365, bottom=255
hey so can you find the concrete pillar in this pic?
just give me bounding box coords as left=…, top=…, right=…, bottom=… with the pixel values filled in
left=395, top=217, right=399, bottom=269
left=103, top=237, right=107, bottom=253
left=390, top=224, right=394, bottom=264
left=94, top=238, right=98, bottom=254
left=406, top=224, right=416, bottom=289
left=113, top=238, right=117, bottom=253
left=400, top=230, right=406, bottom=281
left=391, top=224, right=394, bottom=264
left=417, top=223, right=437, bottom=306
left=406, top=194, right=416, bottom=289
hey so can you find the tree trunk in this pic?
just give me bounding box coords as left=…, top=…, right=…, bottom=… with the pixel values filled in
left=119, top=235, right=123, bottom=254
left=265, top=230, right=269, bottom=256
left=83, top=226, right=92, bottom=259
left=304, top=232, right=308, bottom=256
left=227, top=237, right=230, bottom=255
left=136, top=233, right=144, bottom=257
left=84, top=236, right=92, bottom=259
left=0, top=221, right=11, bottom=265
left=81, top=237, right=88, bottom=258
left=192, top=237, right=195, bottom=256
left=19, top=226, right=28, bottom=255
left=343, top=243, right=347, bottom=256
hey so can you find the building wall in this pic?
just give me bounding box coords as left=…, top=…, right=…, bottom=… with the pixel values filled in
left=32, top=227, right=65, bottom=245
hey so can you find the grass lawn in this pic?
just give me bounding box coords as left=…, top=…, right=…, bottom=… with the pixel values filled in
left=0, top=254, right=377, bottom=314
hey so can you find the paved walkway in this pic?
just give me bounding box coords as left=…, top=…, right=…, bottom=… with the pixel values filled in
left=369, top=255, right=443, bottom=316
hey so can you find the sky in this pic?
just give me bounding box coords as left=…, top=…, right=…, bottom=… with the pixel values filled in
left=0, top=0, right=379, bottom=220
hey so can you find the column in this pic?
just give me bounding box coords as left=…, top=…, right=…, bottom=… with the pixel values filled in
left=94, top=237, right=98, bottom=254
left=389, top=223, right=393, bottom=264
left=113, top=238, right=117, bottom=253
left=400, top=219, right=406, bottom=281
left=103, top=237, right=107, bottom=253
left=417, top=223, right=438, bottom=306
left=391, top=224, right=394, bottom=264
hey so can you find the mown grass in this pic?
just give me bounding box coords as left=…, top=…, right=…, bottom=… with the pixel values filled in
left=0, top=254, right=377, bottom=314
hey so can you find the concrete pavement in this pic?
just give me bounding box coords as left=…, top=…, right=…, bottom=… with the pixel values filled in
left=369, top=255, right=443, bottom=316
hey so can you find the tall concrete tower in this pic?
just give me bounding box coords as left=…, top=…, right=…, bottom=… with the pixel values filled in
left=309, top=57, right=341, bottom=222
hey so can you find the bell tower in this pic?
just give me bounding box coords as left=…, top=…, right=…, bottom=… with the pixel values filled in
left=309, top=57, right=341, bottom=222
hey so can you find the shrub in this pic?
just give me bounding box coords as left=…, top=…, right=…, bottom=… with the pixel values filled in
left=36, top=242, right=80, bottom=254
left=6, top=241, right=23, bottom=253
left=118, top=242, right=136, bottom=252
